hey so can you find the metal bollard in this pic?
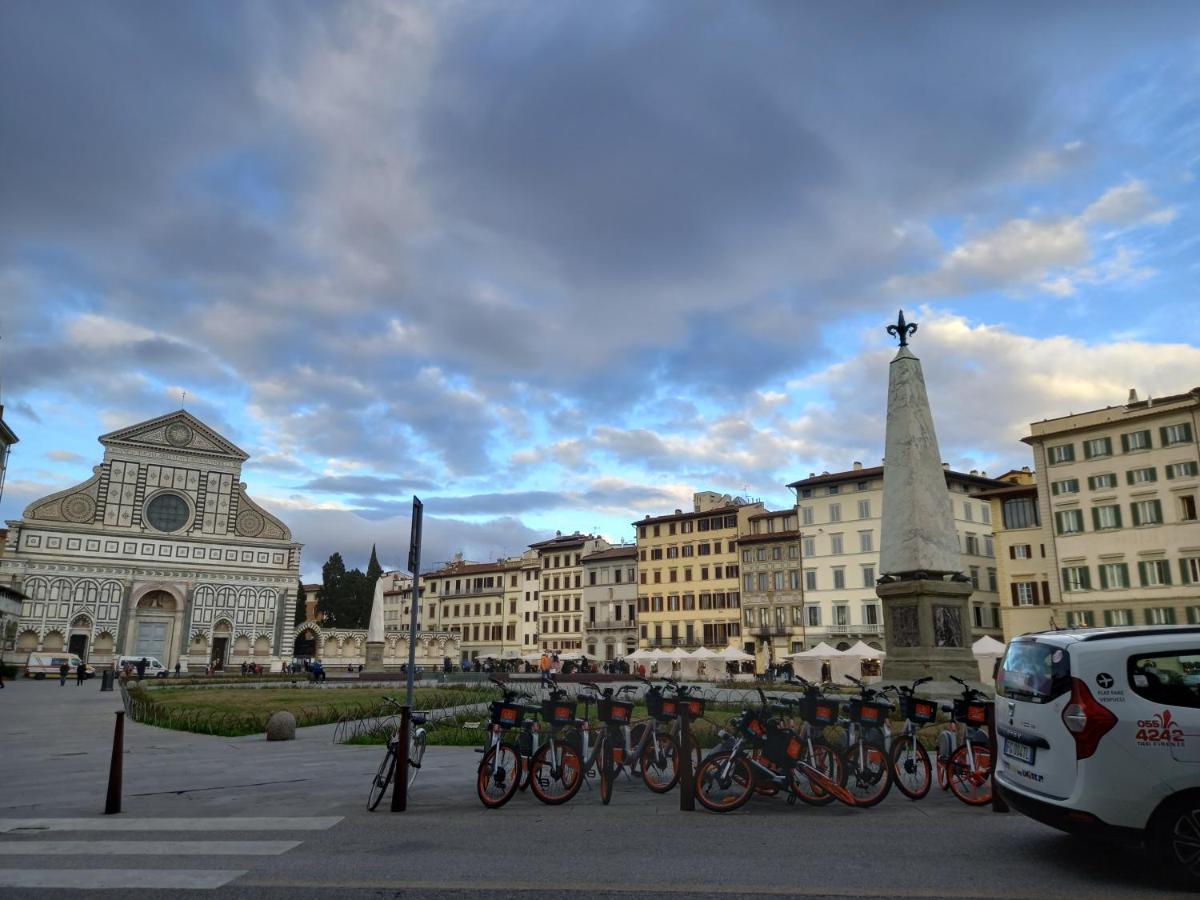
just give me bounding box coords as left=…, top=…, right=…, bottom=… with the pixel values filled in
left=390, top=705, right=411, bottom=812
left=104, top=711, right=124, bottom=815
left=677, top=708, right=695, bottom=812
left=100, top=670, right=114, bottom=692
left=987, top=703, right=1008, bottom=813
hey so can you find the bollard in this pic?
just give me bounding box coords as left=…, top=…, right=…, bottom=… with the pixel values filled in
left=390, top=705, right=411, bottom=812
left=104, top=711, right=124, bottom=815
left=986, top=703, right=1008, bottom=813
left=100, top=669, right=114, bottom=692
left=677, top=707, right=695, bottom=812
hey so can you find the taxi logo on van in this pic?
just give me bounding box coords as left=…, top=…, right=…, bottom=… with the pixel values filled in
left=1135, top=710, right=1185, bottom=747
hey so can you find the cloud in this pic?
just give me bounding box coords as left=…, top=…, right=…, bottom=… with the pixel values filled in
left=45, top=450, right=85, bottom=463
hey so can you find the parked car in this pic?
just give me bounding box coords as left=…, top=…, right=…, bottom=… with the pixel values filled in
left=115, top=655, right=169, bottom=678
left=25, top=652, right=94, bottom=679
left=994, top=626, right=1200, bottom=881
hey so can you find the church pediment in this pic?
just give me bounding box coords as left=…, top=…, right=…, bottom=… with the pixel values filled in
left=99, top=411, right=249, bottom=462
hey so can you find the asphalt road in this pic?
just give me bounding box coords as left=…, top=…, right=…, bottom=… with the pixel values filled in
left=0, top=676, right=1189, bottom=898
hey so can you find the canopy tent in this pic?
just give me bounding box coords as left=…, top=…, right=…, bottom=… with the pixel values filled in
left=625, top=648, right=655, bottom=661
left=785, top=642, right=857, bottom=684
left=842, top=641, right=887, bottom=658
left=787, top=642, right=843, bottom=658
left=973, top=635, right=1006, bottom=684
left=520, top=651, right=545, bottom=663
left=717, top=646, right=754, bottom=661
left=689, top=647, right=719, bottom=660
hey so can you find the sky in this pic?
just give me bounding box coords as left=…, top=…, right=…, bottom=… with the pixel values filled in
left=2, top=1, right=1199, bottom=580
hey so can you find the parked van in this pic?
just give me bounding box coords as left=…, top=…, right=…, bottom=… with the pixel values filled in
left=25, top=652, right=94, bottom=679
left=116, top=655, right=169, bottom=678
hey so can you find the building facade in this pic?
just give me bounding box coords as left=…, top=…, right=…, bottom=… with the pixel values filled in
left=581, top=545, right=638, bottom=660
left=424, top=558, right=510, bottom=663
left=1, top=411, right=300, bottom=671
left=737, top=509, right=804, bottom=672
left=787, top=463, right=1007, bottom=651
left=532, top=532, right=609, bottom=653
left=1003, top=387, right=1200, bottom=635
left=634, top=492, right=765, bottom=651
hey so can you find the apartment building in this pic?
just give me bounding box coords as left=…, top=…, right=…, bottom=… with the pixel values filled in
left=634, top=491, right=766, bottom=650
left=424, top=558, right=510, bottom=663
left=581, top=545, right=638, bottom=660
left=1009, top=386, right=1200, bottom=634
left=738, top=509, right=804, bottom=672
left=508, top=549, right=542, bottom=652
left=531, top=531, right=610, bottom=652
left=787, top=463, right=1007, bottom=651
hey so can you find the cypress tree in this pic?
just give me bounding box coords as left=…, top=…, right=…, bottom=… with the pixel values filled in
left=294, top=580, right=307, bottom=626
left=366, top=544, right=383, bottom=581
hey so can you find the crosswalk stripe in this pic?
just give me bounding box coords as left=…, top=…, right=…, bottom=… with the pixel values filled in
left=0, top=869, right=246, bottom=890
left=0, top=840, right=301, bottom=856
left=0, top=816, right=341, bottom=833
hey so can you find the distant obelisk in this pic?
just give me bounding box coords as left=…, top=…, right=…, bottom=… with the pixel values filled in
left=875, top=311, right=976, bottom=684
left=363, top=576, right=386, bottom=674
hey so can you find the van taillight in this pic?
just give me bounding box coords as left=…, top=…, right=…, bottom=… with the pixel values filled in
left=1061, top=678, right=1117, bottom=760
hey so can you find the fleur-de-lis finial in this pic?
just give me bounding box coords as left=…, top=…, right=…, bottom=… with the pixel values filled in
left=886, top=309, right=918, bottom=347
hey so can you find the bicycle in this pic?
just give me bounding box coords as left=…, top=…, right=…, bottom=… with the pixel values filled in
left=578, top=681, right=638, bottom=804
left=936, top=675, right=994, bottom=806
left=839, top=675, right=893, bottom=807
left=880, top=676, right=938, bottom=801
left=367, top=696, right=428, bottom=811
left=784, top=677, right=849, bottom=806
left=526, top=682, right=586, bottom=805
left=477, top=679, right=540, bottom=808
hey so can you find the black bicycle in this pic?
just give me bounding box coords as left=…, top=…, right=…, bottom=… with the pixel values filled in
left=367, top=697, right=428, bottom=811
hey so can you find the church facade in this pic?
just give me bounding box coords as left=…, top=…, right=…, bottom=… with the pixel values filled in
left=1, top=411, right=300, bottom=671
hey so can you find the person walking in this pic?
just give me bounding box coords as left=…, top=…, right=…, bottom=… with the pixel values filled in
left=59, top=660, right=69, bottom=686
left=539, top=651, right=552, bottom=688
left=0, top=653, right=6, bottom=688
left=174, top=661, right=181, bottom=677
left=136, top=657, right=148, bottom=681
left=75, top=659, right=86, bottom=686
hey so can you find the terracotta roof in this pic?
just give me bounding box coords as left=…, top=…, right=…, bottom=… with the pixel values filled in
left=630, top=504, right=748, bottom=528
left=747, top=510, right=790, bottom=521
left=528, top=532, right=594, bottom=550
left=975, top=484, right=1038, bottom=500
left=426, top=560, right=507, bottom=578
left=737, top=529, right=802, bottom=545
left=582, top=546, right=637, bottom=562
left=787, top=466, right=1009, bottom=490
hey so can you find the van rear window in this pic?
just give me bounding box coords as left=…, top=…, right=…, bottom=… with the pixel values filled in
left=997, top=640, right=1072, bottom=703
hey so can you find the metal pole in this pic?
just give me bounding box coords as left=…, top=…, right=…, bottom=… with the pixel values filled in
left=406, top=572, right=419, bottom=708
left=104, top=711, right=124, bottom=814
left=987, top=703, right=1008, bottom=813
left=390, top=705, right=411, bottom=812
left=677, top=706, right=695, bottom=811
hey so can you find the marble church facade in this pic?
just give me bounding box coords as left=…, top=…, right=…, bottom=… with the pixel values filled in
left=1, top=411, right=300, bottom=671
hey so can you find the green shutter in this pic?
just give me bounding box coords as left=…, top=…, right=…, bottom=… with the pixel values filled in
left=1162, top=560, right=1172, bottom=586
left=1103, top=609, right=1113, bottom=626
left=1126, top=470, right=1135, bottom=486
left=1131, top=503, right=1141, bottom=526
left=1183, top=559, right=1194, bottom=586
left=1114, top=505, right=1123, bottom=528
left=1121, top=433, right=1131, bottom=453
left=1091, top=507, right=1100, bottom=530
left=1099, top=565, right=1109, bottom=589
left=1166, top=607, right=1177, bottom=625
left=1138, top=561, right=1149, bottom=586
left=1160, top=426, right=1170, bottom=447
left=1119, top=563, right=1130, bottom=588
left=1144, top=606, right=1154, bottom=625
left=1183, top=423, right=1194, bottom=442
left=1147, top=468, right=1157, bottom=483
left=1152, top=499, right=1163, bottom=524
left=1051, top=481, right=1060, bottom=496
left=1088, top=475, right=1096, bottom=490
left=1061, top=568, right=1070, bottom=591
left=1166, top=464, right=1175, bottom=480
left=1188, top=607, right=1199, bottom=625
left=1082, top=567, right=1091, bottom=590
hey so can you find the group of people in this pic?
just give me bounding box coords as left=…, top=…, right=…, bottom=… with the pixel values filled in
left=57, top=659, right=89, bottom=686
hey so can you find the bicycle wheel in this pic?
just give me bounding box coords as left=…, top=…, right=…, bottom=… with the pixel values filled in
left=599, top=736, right=614, bottom=805
left=477, top=742, right=521, bottom=809
left=750, top=751, right=781, bottom=797
left=791, top=739, right=845, bottom=807
left=694, top=752, right=754, bottom=813
left=367, top=744, right=396, bottom=811
left=890, top=735, right=932, bottom=801
left=516, top=730, right=535, bottom=791
left=641, top=732, right=681, bottom=793
left=936, top=756, right=949, bottom=790
left=947, top=742, right=993, bottom=806
left=407, top=729, right=427, bottom=789
left=528, top=740, right=585, bottom=805
left=627, top=723, right=648, bottom=775
left=844, top=738, right=892, bottom=807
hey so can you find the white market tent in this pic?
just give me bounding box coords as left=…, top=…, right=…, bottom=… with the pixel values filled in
left=717, top=646, right=754, bottom=661
left=842, top=640, right=886, bottom=658
left=786, top=642, right=858, bottom=684
left=625, top=648, right=655, bottom=661
left=689, top=646, right=720, bottom=680
left=973, top=635, right=1006, bottom=684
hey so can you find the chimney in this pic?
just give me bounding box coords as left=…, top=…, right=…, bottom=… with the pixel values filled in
left=970, top=469, right=978, bottom=476
left=852, top=461, right=863, bottom=471
left=555, top=530, right=561, bottom=537
left=674, top=509, right=681, bottom=515
left=1128, top=388, right=1138, bottom=403
left=1022, top=466, right=1031, bottom=473
left=942, top=462, right=949, bottom=470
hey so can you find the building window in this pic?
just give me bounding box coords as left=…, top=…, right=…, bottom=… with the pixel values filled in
left=805, top=571, right=817, bottom=591
left=742, top=549, right=751, bottom=563
left=1083, top=436, right=1113, bottom=459
left=1122, top=430, right=1152, bottom=452
left=801, top=507, right=814, bottom=525
left=1051, top=479, right=1079, bottom=496
left=1061, top=565, right=1091, bottom=592
left=1013, top=544, right=1031, bottom=559
left=833, top=605, right=849, bottom=626
left=773, top=571, right=785, bottom=591
left=1054, top=509, right=1084, bottom=535
left=1103, top=608, right=1133, bottom=626
left=963, top=501, right=973, bottom=521
left=756, top=573, right=768, bottom=591
left=1066, top=610, right=1095, bottom=628
left=1002, top=497, right=1039, bottom=529
left=1127, top=467, right=1157, bottom=485
left=1048, top=443, right=1075, bottom=464
left=1144, top=606, right=1176, bottom=625
left=803, top=537, right=816, bottom=557
left=1092, top=504, right=1122, bottom=530
left=1161, top=423, right=1194, bottom=446
left=863, top=604, right=878, bottom=626
left=1014, top=582, right=1037, bottom=606
left=1167, top=462, right=1200, bottom=480
left=788, top=544, right=799, bottom=559
left=972, top=605, right=984, bottom=628
left=861, top=566, right=874, bottom=587
left=858, top=531, right=873, bottom=553
left=828, top=485, right=840, bottom=496
left=789, top=570, right=801, bottom=590
left=806, top=606, right=821, bottom=627
left=829, top=503, right=841, bottom=523
left=1183, top=558, right=1200, bottom=585
left=987, top=568, right=997, bottom=592
left=1138, top=560, right=1172, bottom=588
left=772, top=546, right=782, bottom=561
left=969, top=566, right=980, bottom=589
left=857, top=499, right=871, bottom=519
left=1099, top=562, right=1130, bottom=589
left=984, top=535, right=994, bottom=557
left=1087, top=473, right=1118, bottom=491
left=832, top=568, right=845, bottom=590
left=830, top=534, right=844, bottom=555
left=1178, top=495, right=1198, bottom=522
left=1131, top=499, right=1163, bottom=526
left=964, top=534, right=979, bottom=555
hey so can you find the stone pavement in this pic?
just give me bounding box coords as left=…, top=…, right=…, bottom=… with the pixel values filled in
left=0, top=676, right=1192, bottom=898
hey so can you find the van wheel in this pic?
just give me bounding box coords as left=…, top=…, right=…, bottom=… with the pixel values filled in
left=1152, top=795, right=1200, bottom=882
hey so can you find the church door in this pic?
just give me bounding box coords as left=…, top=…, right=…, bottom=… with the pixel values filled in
left=135, top=621, right=168, bottom=663
left=68, top=633, right=89, bottom=660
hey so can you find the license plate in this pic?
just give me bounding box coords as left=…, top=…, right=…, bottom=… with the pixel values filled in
left=1004, top=738, right=1035, bottom=764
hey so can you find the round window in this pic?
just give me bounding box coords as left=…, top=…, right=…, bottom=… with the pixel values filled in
left=145, top=493, right=190, bottom=533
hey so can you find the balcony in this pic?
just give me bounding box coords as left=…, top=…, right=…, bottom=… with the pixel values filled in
left=828, top=623, right=882, bottom=635
left=586, top=618, right=636, bottom=632
left=749, top=626, right=792, bottom=638
left=648, top=637, right=703, bottom=649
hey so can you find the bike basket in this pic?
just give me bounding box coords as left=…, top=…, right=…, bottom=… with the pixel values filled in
left=739, top=711, right=766, bottom=739
left=649, top=696, right=678, bottom=722
left=598, top=698, right=634, bottom=724
left=541, top=698, right=577, bottom=727
left=676, top=697, right=705, bottom=719
left=490, top=701, right=524, bottom=728
left=847, top=699, right=889, bottom=725
left=900, top=695, right=939, bottom=725
left=953, top=699, right=991, bottom=726
left=763, top=727, right=804, bottom=765
left=801, top=696, right=840, bottom=726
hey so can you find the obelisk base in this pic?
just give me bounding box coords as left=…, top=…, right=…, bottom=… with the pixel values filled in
left=876, top=578, right=978, bottom=687
left=364, top=641, right=386, bottom=674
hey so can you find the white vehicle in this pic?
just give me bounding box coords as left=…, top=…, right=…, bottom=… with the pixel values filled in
left=995, top=626, right=1200, bottom=881
left=116, top=655, right=169, bottom=678
left=25, top=652, right=94, bottom=679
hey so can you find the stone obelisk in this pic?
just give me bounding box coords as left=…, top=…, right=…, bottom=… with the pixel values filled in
left=875, top=311, right=976, bottom=684
left=363, top=576, right=386, bottom=673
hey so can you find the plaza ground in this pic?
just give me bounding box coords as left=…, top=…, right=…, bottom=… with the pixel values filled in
left=0, top=676, right=1190, bottom=898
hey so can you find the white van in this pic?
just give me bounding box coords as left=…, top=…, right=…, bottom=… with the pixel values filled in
left=25, top=652, right=94, bottom=679
left=116, top=655, right=169, bottom=678
left=995, top=626, right=1200, bottom=881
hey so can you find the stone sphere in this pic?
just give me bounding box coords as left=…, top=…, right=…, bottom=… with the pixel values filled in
left=266, top=710, right=297, bottom=741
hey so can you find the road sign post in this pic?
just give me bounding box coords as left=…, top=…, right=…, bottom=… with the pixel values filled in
left=406, top=497, right=423, bottom=709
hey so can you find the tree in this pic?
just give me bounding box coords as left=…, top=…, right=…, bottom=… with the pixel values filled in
left=367, top=544, right=383, bottom=582
left=318, top=553, right=347, bottom=626
left=294, top=581, right=307, bottom=626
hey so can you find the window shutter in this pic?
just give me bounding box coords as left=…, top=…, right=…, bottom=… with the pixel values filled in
left=1091, top=507, right=1101, bottom=531
left=1166, top=465, right=1175, bottom=480
left=1126, top=470, right=1135, bottom=486
left=1138, top=561, right=1148, bottom=587
left=1103, top=610, right=1113, bottom=626
left=1184, top=423, right=1194, bottom=442
left=1061, top=568, right=1070, bottom=591
left=1188, top=607, right=1198, bottom=625
left=1010, top=584, right=1019, bottom=606
left=1099, top=565, right=1109, bottom=589
left=1166, top=607, right=1177, bottom=625
left=1182, top=560, right=1193, bottom=586
left=1131, top=503, right=1141, bottom=527
left=1163, top=561, right=1172, bottom=586
left=1148, top=468, right=1157, bottom=483
left=1114, top=506, right=1122, bottom=528
left=1152, top=499, right=1163, bottom=524
left=1030, top=582, right=1040, bottom=604
left=1121, top=433, right=1130, bottom=453
left=1119, top=563, right=1130, bottom=588
left=1160, top=426, right=1170, bottom=447
left=1041, top=581, right=1051, bottom=605
left=1144, top=607, right=1154, bottom=625
left=1009, top=546, right=1016, bottom=560
left=1087, top=475, right=1096, bottom=490
left=1082, top=567, right=1091, bottom=590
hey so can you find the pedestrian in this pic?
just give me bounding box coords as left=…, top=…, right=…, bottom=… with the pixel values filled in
left=137, top=657, right=147, bottom=681
left=76, top=660, right=86, bottom=686
left=0, top=653, right=5, bottom=689
left=820, top=660, right=831, bottom=684
left=59, top=661, right=69, bottom=686
left=539, top=651, right=552, bottom=688
left=174, top=661, right=181, bottom=677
